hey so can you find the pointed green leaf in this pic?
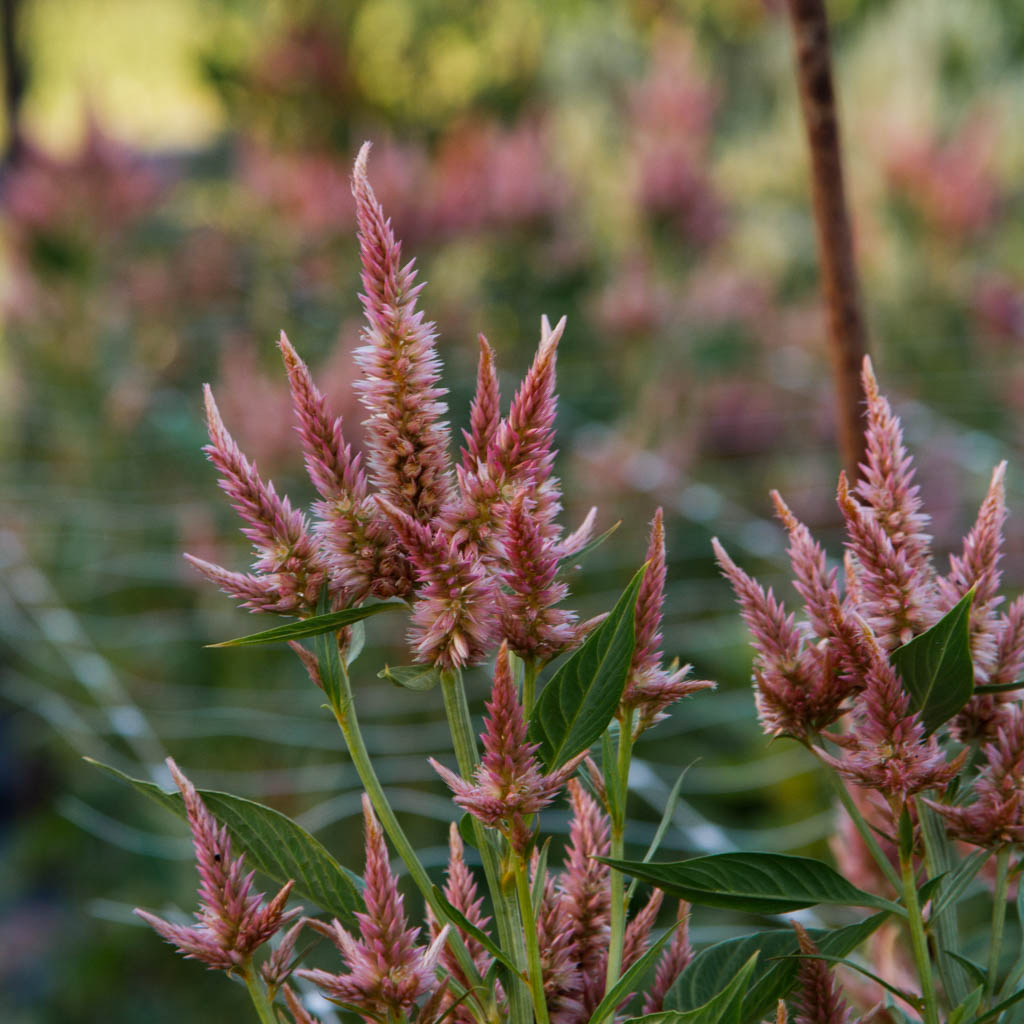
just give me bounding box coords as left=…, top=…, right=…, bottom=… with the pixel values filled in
left=971, top=983, right=1024, bottom=1024
left=626, top=953, right=759, bottom=1024
left=664, top=913, right=888, bottom=1023
left=558, top=521, right=621, bottom=571
left=600, top=852, right=898, bottom=914
left=208, top=601, right=403, bottom=648
left=378, top=664, right=440, bottom=692
left=890, top=588, right=975, bottom=734
left=528, top=566, right=645, bottom=769
left=948, top=986, right=984, bottom=1024
left=944, top=952, right=987, bottom=989
left=974, top=679, right=1024, bottom=695
left=930, top=848, right=992, bottom=917
left=87, top=758, right=362, bottom=924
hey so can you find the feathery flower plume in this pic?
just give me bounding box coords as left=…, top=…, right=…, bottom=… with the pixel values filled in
left=135, top=758, right=298, bottom=971
left=189, top=386, right=329, bottom=615
left=431, top=642, right=581, bottom=854
left=464, top=335, right=501, bottom=473
left=499, top=492, right=577, bottom=662
left=298, top=796, right=446, bottom=1019
left=379, top=498, right=496, bottom=668
left=621, top=888, right=663, bottom=971
left=558, top=778, right=611, bottom=1018
left=624, top=510, right=713, bottom=734
left=283, top=985, right=323, bottom=1024
left=279, top=331, right=412, bottom=602
left=262, top=917, right=307, bottom=991
left=791, top=923, right=853, bottom=1024
left=713, top=536, right=828, bottom=739
left=642, top=902, right=693, bottom=1014
left=927, top=704, right=1024, bottom=846
left=536, top=872, right=585, bottom=1024
left=352, top=141, right=452, bottom=523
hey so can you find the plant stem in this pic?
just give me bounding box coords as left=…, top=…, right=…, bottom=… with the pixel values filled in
left=785, top=0, right=869, bottom=477
left=986, top=844, right=1011, bottom=1005
left=900, top=842, right=939, bottom=1024
left=242, top=960, right=278, bottom=1024
left=828, top=771, right=903, bottom=892
left=323, top=649, right=485, bottom=1005
left=515, top=853, right=551, bottom=1024
left=440, top=668, right=533, bottom=1024
left=605, top=715, right=634, bottom=993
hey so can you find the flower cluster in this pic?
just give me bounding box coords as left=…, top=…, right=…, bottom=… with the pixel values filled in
left=716, top=357, right=1024, bottom=828
left=189, top=143, right=598, bottom=671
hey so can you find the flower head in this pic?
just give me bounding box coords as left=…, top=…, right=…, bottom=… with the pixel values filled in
left=135, top=758, right=298, bottom=971
left=792, top=922, right=853, bottom=1024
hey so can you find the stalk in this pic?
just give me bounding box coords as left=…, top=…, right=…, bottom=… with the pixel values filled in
left=440, top=668, right=533, bottom=1024
left=522, top=659, right=540, bottom=716
left=899, top=841, right=939, bottom=1024
left=605, top=714, right=634, bottom=992
left=986, top=844, right=1011, bottom=1005
left=829, top=772, right=903, bottom=892
left=515, top=853, right=552, bottom=1024
left=242, top=959, right=278, bottom=1024
left=323, top=648, right=485, bottom=1003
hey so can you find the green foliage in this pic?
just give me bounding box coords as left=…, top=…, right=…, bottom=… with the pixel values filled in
left=209, top=602, right=404, bottom=647
left=626, top=953, right=759, bottom=1024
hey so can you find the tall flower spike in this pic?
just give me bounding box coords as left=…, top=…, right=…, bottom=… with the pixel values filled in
left=536, top=872, right=585, bottom=1024
left=499, top=491, right=577, bottom=663
left=430, top=642, right=582, bottom=854
left=642, top=902, right=693, bottom=1014
left=559, top=779, right=611, bottom=1017
left=352, top=142, right=452, bottom=523
left=135, top=758, right=298, bottom=971
left=464, top=334, right=501, bottom=472
left=857, top=356, right=933, bottom=574
left=298, top=796, right=446, bottom=1019
left=791, top=923, right=853, bottom=1024
left=624, top=510, right=713, bottom=734
left=621, top=888, right=664, bottom=971
left=378, top=497, right=496, bottom=668
left=938, top=461, right=1007, bottom=680
left=195, top=385, right=328, bottom=614
left=713, top=536, right=824, bottom=739
left=279, top=331, right=412, bottom=601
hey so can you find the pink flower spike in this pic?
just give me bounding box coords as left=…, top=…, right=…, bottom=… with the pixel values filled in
left=557, top=506, right=599, bottom=560
left=352, top=142, right=452, bottom=523
left=183, top=553, right=289, bottom=615
left=499, top=492, right=577, bottom=662
left=463, top=334, right=501, bottom=472
left=378, top=497, right=496, bottom=668
left=938, top=461, right=1007, bottom=681
left=298, top=795, right=443, bottom=1019
left=200, top=384, right=327, bottom=614
left=856, top=356, right=933, bottom=575
left=626, top=510, right=714, bottom=732
left=134, top=758, right=298, bottom=972
left=642, top=902, right=693, bottom=1014
left=792, top=922, right=852, bottom=1024
left=430, top=642, right=582, bottom=854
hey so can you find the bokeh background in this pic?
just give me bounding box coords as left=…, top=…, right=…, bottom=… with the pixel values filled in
left=3, top=0, right=1024, bottom=1020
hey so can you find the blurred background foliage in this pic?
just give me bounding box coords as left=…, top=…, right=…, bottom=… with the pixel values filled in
left=3, top=0, right=1024, bottom=1020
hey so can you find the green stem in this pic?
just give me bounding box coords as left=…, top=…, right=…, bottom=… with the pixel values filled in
left=515, top=854, right=552, bottom=1024
left=522, top=660, right=539, bottom=717
left=900, top=841, right=939, bottom=1024
left=323, top=649, right=485, bottom=1007
left=986, top=844, right=1012, bottom=1005
left=242, top=960, right=278, bottom=1024
left=814, top=736, right=903, bottom=893
left=440, top=668, right=532, bottom=1024
left=605, top=716, right=634, bottom=993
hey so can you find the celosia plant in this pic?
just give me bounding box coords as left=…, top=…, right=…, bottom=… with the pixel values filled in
left=100, top=148, right=1024, bottom=1024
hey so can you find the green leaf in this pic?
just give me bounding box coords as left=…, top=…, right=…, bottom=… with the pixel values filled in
left=87, top=758, right=362, bottom=925
left=626, top=953, right=759, bottom=1024
left=558, top=521, right=621, bottom=571
left=528, top=566, right=645, bottom=769
left=209, top=601, right=403, bottom=648
left=664, top=913, right=888, bottom=1023
left=948, top=986, right=984, bottom=1024
left=944, top=951, right=987, bottom=989
left=890, top=588, right=975, bottom=734
left=588, top=919, right=683, bottom=1024
left=431, top=886, right=521, bottom=976
left=930, top=848, right=992, bottom=917
left=378, top=664, right=440, bottom=692
left=600, top=852, right=898, bottom=915
left=973, top=679, right=1024, bottom=695
left=974, top=983, right=1024, bottom=1024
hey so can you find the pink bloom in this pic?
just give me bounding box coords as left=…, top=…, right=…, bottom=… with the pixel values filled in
left=642, top=902, right=693, bottom=1014
left=135, top=758, right=298, bottom=971
left=379, top=498, right=497, bottom=668
left=536, top=872, right=585, bottom=1024
left=431, top=643, right=581, bottom=854
left=624, top=509, right=713, bottom=734
left=352, top=142, right=452, bottom=524
left=298, top=796, right=446, bottom=1019
left=792, top=922, right=852, bottom=1024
